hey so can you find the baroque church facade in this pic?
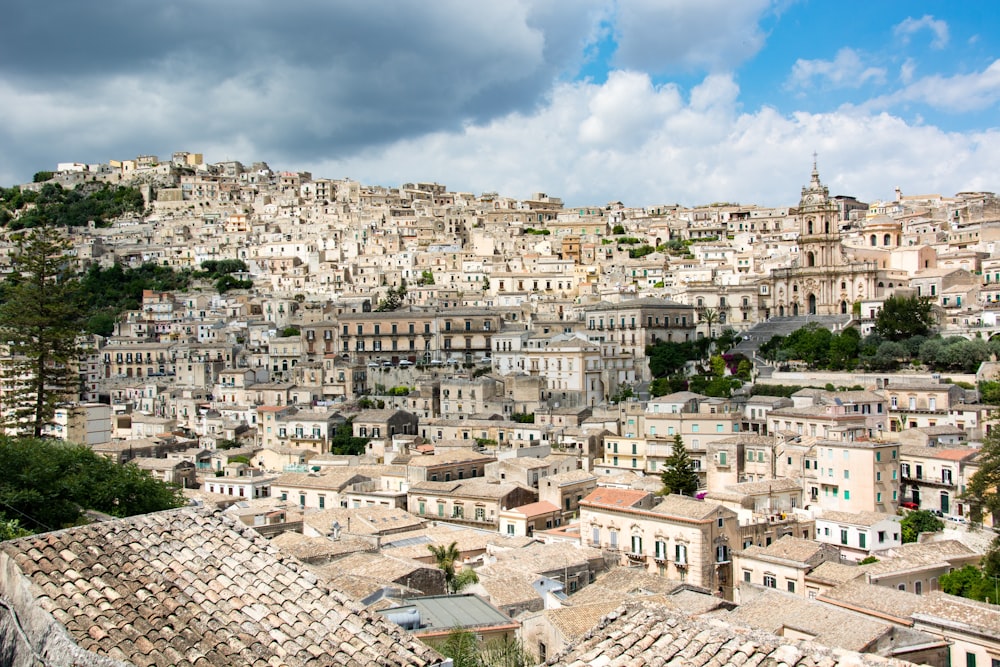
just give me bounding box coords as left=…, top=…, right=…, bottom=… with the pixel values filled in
left=764, top=163, right=882, bottom=317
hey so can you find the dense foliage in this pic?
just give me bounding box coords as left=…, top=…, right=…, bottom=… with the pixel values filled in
left=873, top=294, right=935, bottom=342
left=760, top=319, right=994, bottom=374
left=329, top=420, right=370, bottom=456
left=78, top=262, right=193, bottom=335
left=0, top=182, right=145, bottom=229
left=965, top=421, right=1000, bottom=526
left=899, top=509, right=944, bottom=543
left=646, top=334, right=744, bottom=398
left=0, top=437, right=186, bottom=533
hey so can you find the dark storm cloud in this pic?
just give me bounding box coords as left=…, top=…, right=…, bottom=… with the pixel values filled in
left=0, top=0, right=602, bottom=182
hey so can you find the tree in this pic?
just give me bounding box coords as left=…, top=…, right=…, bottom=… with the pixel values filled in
left=899, top=509, right=944, bottom=543
left=660, top=434, right=700, bottom=496
left=699, top=308, right=719, bottom=338
left=874, top=295, right=935, bottom=342
left=965, top=426, right=1000, bottom=526
left=0, top=225, right=87, bottom=436
left=427, top=541, right=478, bottom=593
left=0, top=517, right=31, bottom=541
left=0, top=436, right=185, bottom=532
left=435, top=629, right=480, bottom=667
left=939, top=565, right=995, bottom=602
left=376, top=281, right=407, bottom=311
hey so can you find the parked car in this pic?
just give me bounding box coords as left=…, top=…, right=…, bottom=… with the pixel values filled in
left=900, top=501, right=919, bottom=510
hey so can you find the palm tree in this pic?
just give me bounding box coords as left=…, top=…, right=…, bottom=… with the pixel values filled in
left=428, top=541, right=460, bottom=591
left=699, top=307, right=719, bottom=339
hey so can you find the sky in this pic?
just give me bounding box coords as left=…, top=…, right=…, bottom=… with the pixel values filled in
left=2, top=0, right=999, bottom=208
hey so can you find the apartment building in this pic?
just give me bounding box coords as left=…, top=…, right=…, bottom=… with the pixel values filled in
left=804, top=439, right=900, bottom=514
left=898, top=446, right=978, bottom=518
left=580, top=489, right=739, bottom=598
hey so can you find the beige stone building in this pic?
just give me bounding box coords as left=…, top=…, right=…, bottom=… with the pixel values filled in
left=733, top=535, right=841, bottom=603
left=580, top=488, right=739, bottom=598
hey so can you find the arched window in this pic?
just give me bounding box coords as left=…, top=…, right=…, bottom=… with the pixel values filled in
left=806, top=252, right=815, bottom=267
left=883, top=234, right=891, bottom=246
left=870, top=235, right=877, bottom=246
left=807, top=220, right=814, bottom=234
left=825, top=221, right=830, bottom=233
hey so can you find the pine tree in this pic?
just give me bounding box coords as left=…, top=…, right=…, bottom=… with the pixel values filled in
left=0, top=225, right=86, bottom=437
left=660, top=433, right=700, bottom=496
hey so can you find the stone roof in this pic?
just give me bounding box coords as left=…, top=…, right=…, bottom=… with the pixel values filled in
left=648, top=494, right=725, bottom=521
left=407, top=478, right=529, bottom=500
left=565, top=567, right=700, bottom=608
left=491, top=542, right=604, bottom=575
left=405, top=450, right=496, bottom=467
left=860, top=540, right=979, bottom=578
left=542, top=469, right=598, bottom=485
left=915, top=590, right=1000, bottom=637
left=547, top=601, right=914, bottom=667
left=718, top=588, right=893, bottom=652
left=0, top=507, right=443, bottom=666
left=816, top=510, right=899, bottom=527
left=267, top=530, right=369, bottom=563
left=724, top=478, right=802, bottom=495
left=301, top=506, right=425, bottom=536
left=310, top=552, right=441, bottom=591
left=537, top=601, right=622, bottom=643
left=805, top=561, right=865, bottom=586
left=474, top=565, right=543, bottom=608
left=581, top=488, right=652, bottom=509
left=820, top=579, right=923, bottom=622
left=739, top=536, right=836, bottom=566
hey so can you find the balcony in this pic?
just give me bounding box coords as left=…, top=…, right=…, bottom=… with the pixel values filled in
left=901, top=474, right=955, bottom=489
left=625, top=551, right=646, bottom=563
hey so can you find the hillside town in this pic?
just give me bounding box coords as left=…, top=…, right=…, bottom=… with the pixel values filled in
left=2, top=151, right=1000, bottom=666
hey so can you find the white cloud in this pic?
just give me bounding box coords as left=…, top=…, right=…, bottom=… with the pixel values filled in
left=871, top=59, right=1000, bottom=113
left=894, top=15, right=950, bottom=49
left=303, top=72, right=1000, bottom=208
left=787, top=48, right=887, bottom=90
left=900, top=58, right=916, bottom=85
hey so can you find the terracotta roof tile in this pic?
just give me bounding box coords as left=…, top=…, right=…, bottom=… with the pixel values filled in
left=0, top=507, right=444, bottom=666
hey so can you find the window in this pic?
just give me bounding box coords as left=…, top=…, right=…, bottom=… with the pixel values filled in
left=592, top=526, right=600, bottom=546
left=609, top=530, right=618, bottom=549
left=966, top=653, right=976, bottom=667
left=318, top=496, right=325, bottom=509
left=675, top=544, right=687, bottom=564
left=840, top=529, right=848, bottom=545
left=655, top=540, right=667, bottom=560
left=764, top=574, right=777, bottom=588
left=787, top=581, right=795, bottom=593
left=438, top=503, right=445, bottom=517
left=631, top=535, right=642, bottom=554
left=859, top=533, right=866, bottom=549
